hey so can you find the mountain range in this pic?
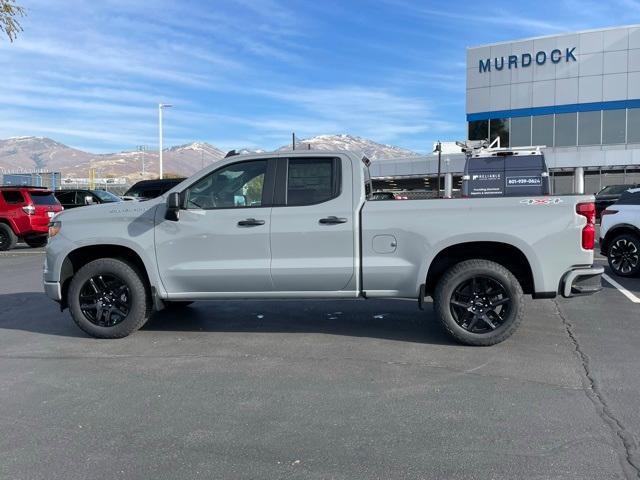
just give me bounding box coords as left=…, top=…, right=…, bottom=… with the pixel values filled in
left=0, top=134, right=419, bottom=180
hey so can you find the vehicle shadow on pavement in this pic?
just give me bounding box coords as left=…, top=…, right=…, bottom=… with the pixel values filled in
left=0, top=292, right=88, bottom=338
left=143, top=299, right=456, bottom=346
left=0, top=293, right=455, bottom=345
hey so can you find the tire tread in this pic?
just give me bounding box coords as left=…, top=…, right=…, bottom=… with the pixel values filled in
left=433, top=259, right=525, bottom=346
left=68, top=258, right=152, bottom=338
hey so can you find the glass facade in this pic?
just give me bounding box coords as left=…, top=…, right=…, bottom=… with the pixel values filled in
left=628, top=108, right=640, bottom=143
left=554, top=113, right=577, bottom=147
left=468, top=120, right=488, bottom=141
left=578, top=111, right=601, bottom=146
left=510, top=116, right=531, bottom=147
left=468, top=108, right=640, bottom=147
left=603, top=110, right=626, bottom=144
left=489, top=118, right=509, bottom=147
left=532, top=115, right=554, bottom=147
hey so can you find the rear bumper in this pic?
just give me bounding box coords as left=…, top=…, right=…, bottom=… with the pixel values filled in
left=561, top=265, right=604, bottom=298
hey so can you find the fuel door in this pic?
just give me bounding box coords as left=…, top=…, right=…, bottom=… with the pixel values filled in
left=372, top=234, right=397, bottom=254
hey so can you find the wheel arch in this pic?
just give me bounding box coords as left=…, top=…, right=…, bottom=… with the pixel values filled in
left=602, top=224, right=640, bottom=255
left=425, top=241, right=535, bottom=296
left=60, top=244, right=155, bottom=309
left=0, top=217, right=17, bottom=233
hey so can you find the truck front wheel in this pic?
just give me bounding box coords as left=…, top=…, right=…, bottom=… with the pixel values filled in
left=67, top=258, right=152, bottom=338
left=433, top=259, right=524, bottom=346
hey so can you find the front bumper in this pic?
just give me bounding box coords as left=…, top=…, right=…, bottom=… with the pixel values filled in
left=561, top=265, right=604, bottom=298
left=44, top=281, right=62, bottom=302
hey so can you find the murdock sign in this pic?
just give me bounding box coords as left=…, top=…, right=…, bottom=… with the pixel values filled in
left=479, top=48, right=576, bottom=72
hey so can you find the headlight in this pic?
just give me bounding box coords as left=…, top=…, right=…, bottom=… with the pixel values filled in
left=48, top=221, right=61, bottom=238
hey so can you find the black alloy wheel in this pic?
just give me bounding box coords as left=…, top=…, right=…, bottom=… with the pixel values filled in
left=79, top=274, right=132, bottom=327
left=608, top=235, right=640, bottom=277
left=433, top=259, right=524, bottom=346
left=449, top=276, right=511, bottom=334
left=0, top=224, right=17, bottom=251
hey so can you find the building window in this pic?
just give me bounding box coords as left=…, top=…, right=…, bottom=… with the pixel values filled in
left=603, top=110, right=626, bottom=145
left=555, top=113, right=577, bottom=147
left=510, top=116, right=532, bottom=147
left=468, top=120, right=488, bottom=141
left=532, top=115, right=554, bottom=147
left=578, top=111, right=601, bottom=146
left=585, top=170, right=602, bottom=194
left=489, top=118, right=509, bottom=147
left=550, top=171, right=575, bottom=195
left=628, top=109, right=640, bottom=143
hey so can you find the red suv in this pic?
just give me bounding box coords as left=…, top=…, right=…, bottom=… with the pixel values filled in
left=0, top=186, right=63, bottom=251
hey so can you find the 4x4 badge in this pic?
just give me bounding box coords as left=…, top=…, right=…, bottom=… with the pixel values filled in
left=520, top=198, right=563, bottom=206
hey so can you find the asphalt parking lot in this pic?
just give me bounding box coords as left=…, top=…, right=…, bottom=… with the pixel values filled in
left=1, top=246, right=639, bottom=479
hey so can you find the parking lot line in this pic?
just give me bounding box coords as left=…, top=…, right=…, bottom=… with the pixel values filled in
left=602, top=273, right=640, bottom=304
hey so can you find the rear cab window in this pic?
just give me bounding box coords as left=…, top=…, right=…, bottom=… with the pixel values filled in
left=285, top=158, right=340, bottom=206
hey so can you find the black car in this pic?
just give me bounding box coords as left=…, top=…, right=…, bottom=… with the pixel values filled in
left=595, top=184, right=640, bottom=219
left=123, top=178, right=185, bottom=200
left=54, top=189, right=122, bottom=209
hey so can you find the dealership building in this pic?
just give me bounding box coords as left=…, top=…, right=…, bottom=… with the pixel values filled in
left=372, top=24, right=640, bottom=195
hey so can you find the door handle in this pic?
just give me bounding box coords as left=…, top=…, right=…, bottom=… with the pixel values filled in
left=237, top=218, right=265, bottom=227
left=319, top=216, right=348, bottom=224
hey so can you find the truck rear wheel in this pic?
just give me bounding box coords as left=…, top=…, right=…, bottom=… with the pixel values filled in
left=433, top=259, right=524, bottom=346
left=0, top=224, right=17, bottom=251
left=67, top=258, right=152, bottom=338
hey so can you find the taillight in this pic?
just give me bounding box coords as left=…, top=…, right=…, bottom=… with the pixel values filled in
left=576, top=202, right=596, bottom=250
left=601, top=209, right=618, bottom=216
left=22, top=205, right=36, bottom=215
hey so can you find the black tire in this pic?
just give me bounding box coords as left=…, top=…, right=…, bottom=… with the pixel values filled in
left=24, top=236, right=48, bottom=248
left=433, top=259, right=524, bottom=346
left=164, top=301, right=194, bottom=309
left=607, top=233, right=640, bottom=277
left=67, top=258, right=152, bottom=338
left=0, top=223, right=17, bottom=251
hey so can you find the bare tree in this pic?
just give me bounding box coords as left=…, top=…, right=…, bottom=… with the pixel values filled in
left=1, top=0, right=25, bottom=42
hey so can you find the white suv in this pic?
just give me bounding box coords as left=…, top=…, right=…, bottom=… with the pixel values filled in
left=600, top=188, right=640, bottom=277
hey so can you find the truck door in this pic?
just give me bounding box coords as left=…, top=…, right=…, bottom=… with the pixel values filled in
left=269, top=156, right=355, bottom=291
left=155, top=158, right=276, bottom=295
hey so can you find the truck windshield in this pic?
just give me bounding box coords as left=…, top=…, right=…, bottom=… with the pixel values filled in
left=598, top=185, right=632, bottom=195
left=29, top=191, right=59, bottom=205
left=92, top=190, right=121, bottom=203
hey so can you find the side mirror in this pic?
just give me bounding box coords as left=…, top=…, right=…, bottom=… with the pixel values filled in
left=84, top=196, right=95, bottom=205
left=165, top=192, right=181, bottom=221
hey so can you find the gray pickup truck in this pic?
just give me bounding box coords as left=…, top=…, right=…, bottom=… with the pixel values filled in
left=44, top=151, right=603, bottom=346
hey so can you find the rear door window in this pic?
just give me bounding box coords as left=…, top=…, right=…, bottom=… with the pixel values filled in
left=55, top=191, right=76, bottom=205
left=29, top=191, right=59, bottom=205
left=286, top=158, right=340, bottom=206
left=2, top=191, right=25, bottom=204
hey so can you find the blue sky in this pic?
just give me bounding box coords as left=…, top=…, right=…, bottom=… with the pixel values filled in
left=2, top=0, right=640, bottom=153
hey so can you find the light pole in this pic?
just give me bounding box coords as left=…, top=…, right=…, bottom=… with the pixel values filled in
left=434, top=141, right=442, bottom=198
left=158, top=103, right=173, bottom=179
left=137, top=145, right=147, bottom=178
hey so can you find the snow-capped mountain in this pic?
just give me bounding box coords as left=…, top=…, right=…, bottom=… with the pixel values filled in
left=0, top=136, right=93, bottom=171
left=0, top=134, right=420, bottom=179
left=278, top=134, right=419, bottom=160
left=0, top=137, right=226, bottom=180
